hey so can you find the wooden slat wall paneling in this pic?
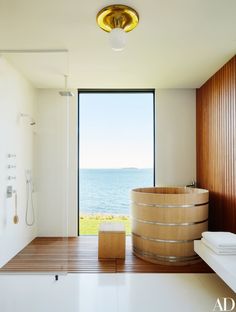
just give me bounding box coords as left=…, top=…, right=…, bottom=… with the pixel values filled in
left=196, top=56, right=236, bottom=232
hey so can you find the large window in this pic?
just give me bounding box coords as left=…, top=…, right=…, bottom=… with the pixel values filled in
left=78, top=91, right=155, bottom=235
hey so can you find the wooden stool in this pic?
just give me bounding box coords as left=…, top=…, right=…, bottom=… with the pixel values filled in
left=98, top=222, right=126, bottom=259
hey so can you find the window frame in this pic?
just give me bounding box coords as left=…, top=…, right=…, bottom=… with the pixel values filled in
left=77, top=89, right=156, bottom=235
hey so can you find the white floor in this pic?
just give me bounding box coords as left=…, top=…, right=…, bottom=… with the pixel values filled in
left=0, top=273, right=235, bottom=312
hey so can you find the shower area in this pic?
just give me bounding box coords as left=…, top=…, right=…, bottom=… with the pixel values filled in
left=0, top=53, right=74, bottom=274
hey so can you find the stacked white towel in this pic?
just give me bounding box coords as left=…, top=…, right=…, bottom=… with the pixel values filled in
left=201, top=232, right=236, bottom=255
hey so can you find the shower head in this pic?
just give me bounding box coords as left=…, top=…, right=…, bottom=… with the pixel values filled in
left=59, top=75, right=74, bottom=97
left=59, top=91, right=74, bottom=97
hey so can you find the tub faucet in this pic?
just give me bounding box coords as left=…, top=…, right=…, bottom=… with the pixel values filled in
left=186, top=180, right=197, bottom=188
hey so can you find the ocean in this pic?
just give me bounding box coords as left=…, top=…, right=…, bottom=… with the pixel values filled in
left=79, top=168, right=153, bottom=215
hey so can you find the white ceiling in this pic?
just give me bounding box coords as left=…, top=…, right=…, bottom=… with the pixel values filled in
left=0, top=0, right=235, bottom=89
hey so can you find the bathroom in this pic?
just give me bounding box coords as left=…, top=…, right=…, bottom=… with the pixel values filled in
left=0, top=1, right=236, bottom=311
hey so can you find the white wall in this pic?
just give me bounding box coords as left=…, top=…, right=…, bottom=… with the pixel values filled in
left=36, top=90, right=78, bottom=237
left=155, top=89, right=196, bottom=186
left=0, top=57, right=37, bottom=267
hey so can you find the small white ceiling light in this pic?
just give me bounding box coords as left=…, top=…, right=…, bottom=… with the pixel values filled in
left=97, top=5, right=139, bottom=51
left=109, top=28, right=127, bottom=51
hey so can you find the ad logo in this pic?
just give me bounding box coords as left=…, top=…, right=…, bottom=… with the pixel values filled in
left=213, top=298, right=235, bottom=311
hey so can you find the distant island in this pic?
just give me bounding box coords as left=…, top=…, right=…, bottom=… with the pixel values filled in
left=122, top=167, right=138, bottom=170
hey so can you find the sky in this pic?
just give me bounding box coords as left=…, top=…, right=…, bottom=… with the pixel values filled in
left=79, top=92, right=154, bottom=169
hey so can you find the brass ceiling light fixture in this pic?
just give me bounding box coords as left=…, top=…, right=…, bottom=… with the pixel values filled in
left=96, top=4, right=139, bottom=51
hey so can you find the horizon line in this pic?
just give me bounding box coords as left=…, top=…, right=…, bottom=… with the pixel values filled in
left=80, top=167, right=153, bottom=170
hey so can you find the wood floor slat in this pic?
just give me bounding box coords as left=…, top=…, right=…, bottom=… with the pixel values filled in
left=0, top=237, right=213, bottom=273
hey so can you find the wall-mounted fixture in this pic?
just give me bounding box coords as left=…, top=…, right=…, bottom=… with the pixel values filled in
left=96, top=4, right=139, bottom=51
left=186, top=180, right=197, bottom=188
left=13, top=190, right=19, bottom=224
left=59, top=75, right=74, bottom=97
left=6, top=186, right=18, bottom=224
left=19, top=113, right=36, bottom=126
left=6, top=186, right=13, bottom=198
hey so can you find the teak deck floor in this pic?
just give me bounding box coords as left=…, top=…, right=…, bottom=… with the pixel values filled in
left=0, top=236, right=213, bottom=273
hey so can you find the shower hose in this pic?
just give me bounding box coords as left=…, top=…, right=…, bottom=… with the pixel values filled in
left=25, top=178, right=35, bottom=226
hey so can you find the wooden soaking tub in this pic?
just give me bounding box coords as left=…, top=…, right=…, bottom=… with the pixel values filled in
left=131, top=187, right=209, bottom=265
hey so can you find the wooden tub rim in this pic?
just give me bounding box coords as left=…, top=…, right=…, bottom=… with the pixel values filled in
left=131, top=187, right=209, bottom=206
left=132, top=186, right=209, bottom=195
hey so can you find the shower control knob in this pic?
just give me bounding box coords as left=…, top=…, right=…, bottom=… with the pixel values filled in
left=7, top=154, right=16, bottom=158
left=6, top=186, right=13, bottom=198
